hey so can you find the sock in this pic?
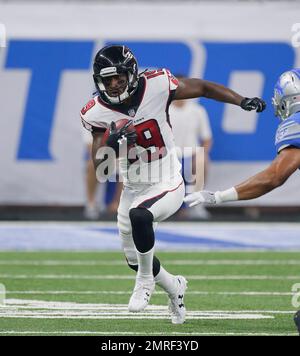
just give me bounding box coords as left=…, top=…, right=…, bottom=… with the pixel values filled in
left=136, top=247, right=154, bottom=283
left=154, top=265, right=177, bottom=295
left=127, top=255, right=161, bottom=276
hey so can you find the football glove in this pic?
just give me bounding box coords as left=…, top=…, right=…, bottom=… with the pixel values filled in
left=184, top=188, right=238, bottom=207
left=184, top=191, right=217, bottom=207
left=106, top=121, right=137, bottom=155
left=241, top=97, right=266, bottom=113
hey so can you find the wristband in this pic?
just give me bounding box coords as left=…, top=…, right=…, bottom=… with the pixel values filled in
left=215, top=187, right=238, bottom=204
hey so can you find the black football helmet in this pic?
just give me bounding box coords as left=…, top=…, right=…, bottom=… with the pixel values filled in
left=93, top=45, right=139, bottom=104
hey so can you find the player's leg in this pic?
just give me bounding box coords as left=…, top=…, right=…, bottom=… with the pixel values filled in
left=129, top=178, right=187, bottom=322
left=117, top=187, right=159, bottom=312
left=141, top=180, right=188, bottom=324
left=117, top=192, right=161, bottom=276
left=120, top=209, right=178, bottom=303
left=117, top=186, right=136, bottom=267
left=84, top=143, right=99, bottom=220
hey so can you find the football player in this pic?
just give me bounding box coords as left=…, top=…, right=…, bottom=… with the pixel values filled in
left=184, top=69, right=300, bottom=330
left=80, top=44, right=266, bottom=323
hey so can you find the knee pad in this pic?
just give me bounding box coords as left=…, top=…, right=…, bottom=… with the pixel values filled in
left=129, top=208, right=154, bottom=226
left=129, top=208, right=154, bottom=253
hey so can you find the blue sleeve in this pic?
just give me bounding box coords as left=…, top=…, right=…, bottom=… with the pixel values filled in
left=275, top=119, right=300, bottom=153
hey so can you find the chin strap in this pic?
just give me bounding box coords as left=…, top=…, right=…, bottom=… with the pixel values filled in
left=104, top=88, right=130, bottom=104
left=103, top=81, right=138, bottom=105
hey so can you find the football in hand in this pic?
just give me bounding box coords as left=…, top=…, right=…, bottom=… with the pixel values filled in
left=101, top=119, right=137, bottom=155
left=101, top=119, right=136, bottom=157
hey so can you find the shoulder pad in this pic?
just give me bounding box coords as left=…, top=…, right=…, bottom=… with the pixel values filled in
left=275, top=118, right=300, bottom=152
left=143, top=68, right=178, bottom=92
left=80, top=97, right=107, bottom=133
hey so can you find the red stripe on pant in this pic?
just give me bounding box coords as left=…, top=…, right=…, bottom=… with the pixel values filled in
left=137, top=181, right=183, bottom=209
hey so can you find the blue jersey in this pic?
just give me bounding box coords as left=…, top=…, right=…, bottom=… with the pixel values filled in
left=275, top=112, right=300, bottom=153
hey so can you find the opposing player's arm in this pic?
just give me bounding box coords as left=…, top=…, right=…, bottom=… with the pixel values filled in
left=235, top=147, right=300, bottom=200
left=174, top=78, right=266, bottom=112
left=184, top=147, right=300, bottom=207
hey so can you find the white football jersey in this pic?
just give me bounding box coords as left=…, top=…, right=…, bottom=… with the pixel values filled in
left=80, top=68, right=182, bottom=186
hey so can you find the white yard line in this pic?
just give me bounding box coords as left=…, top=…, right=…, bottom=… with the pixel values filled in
left=0, top=314, right=274, bottom=320
left=5, top=290, right=295, bottom=296
left=0, top=274, right=299, bottom=280
left=0, top=308, right=294, bottom=315
left=0, top=300, right=274, bottom=320
left=0, top=299, right=295, bottom=314
left=0, top=299, right=295, bottom=321
left=0, top=331, right=297, bottom=336
left=0, top=259, right=300, bottom=266
left=0, top=259, right=299, bottom=266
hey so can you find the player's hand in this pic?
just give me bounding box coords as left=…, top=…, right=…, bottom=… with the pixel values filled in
left=119, top=121, right=138, bottom=147
left=184, top=190, right=217, bottom=207
left=106, top=121, right=137, bottom=153
left=106, top=122, right=120, bottom=152
left=240, top=97, right=266, bottom=112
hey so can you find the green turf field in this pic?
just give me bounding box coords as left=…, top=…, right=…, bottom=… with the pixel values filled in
left=0, top=251, right=299, bottom=336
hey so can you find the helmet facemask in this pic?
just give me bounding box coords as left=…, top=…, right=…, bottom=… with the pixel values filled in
left=272, top=89, right=288, bottom=120
left=272, top=69, right=300, bottom=120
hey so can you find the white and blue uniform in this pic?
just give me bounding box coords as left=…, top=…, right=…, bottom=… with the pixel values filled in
left=80, top=69, right=185, bottom=266
left=275, top=112, right=300, bottom=153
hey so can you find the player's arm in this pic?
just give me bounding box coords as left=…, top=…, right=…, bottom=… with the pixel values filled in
left=174, top=78, right=266, bottom=112
left=91, top=124, right=120, bottom=172
left=91, top=131, right=104, bottom=170
left=91, top=130, right=118, bottom=181
left=235, top=147, right=300, bottom=200
left=184, top=147, right=300, bottom=206
left=92, top=121, right=137, bottom=177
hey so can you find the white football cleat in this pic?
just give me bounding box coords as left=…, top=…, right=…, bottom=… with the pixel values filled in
left=168, top=276, right=187, bottom=324
left=128, top=279, right=155, bottom=312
